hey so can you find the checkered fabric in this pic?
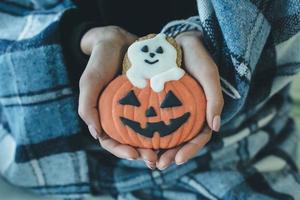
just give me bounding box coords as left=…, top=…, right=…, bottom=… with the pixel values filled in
left=0, top=0, right=300, bottom=199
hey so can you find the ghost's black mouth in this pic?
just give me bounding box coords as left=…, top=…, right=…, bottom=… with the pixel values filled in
left=144, top=59, right=159, bottom=64
left=120, top=112, right=190, bottom=138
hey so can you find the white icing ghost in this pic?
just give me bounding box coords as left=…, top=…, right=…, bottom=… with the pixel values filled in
left=126, top=33, right=185, bottom=93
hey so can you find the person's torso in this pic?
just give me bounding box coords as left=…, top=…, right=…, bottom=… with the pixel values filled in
left=77, top=0, right=198, bottom=36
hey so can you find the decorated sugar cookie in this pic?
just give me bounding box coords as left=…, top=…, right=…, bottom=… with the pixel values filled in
left=99, top=33, right=206, bottom=149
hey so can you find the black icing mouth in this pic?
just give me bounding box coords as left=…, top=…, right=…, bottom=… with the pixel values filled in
left=144, top=59, right=159, bottom=65
left=120, top=112, right=190, bottom=138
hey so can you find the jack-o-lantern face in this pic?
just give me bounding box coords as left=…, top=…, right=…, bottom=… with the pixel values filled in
left=99, top=74, right=206, bottom=149
left=119, top=89, right=190, bottom=138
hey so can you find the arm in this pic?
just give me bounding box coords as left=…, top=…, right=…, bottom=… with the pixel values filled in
left=163, top=1, right=300, bottom=124
left=156, top=0, right=300, bottom=169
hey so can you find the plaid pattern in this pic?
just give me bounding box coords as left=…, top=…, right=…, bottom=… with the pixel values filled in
left=0, top=0, right=300, bottom=199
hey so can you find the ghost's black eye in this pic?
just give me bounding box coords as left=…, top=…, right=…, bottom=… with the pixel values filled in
left=160, top=91, right=182, bottom=108
left=156, top=46, right=163, bottom=54
left=141, top=45, right=149, bottom=53
left=119, top=90, right=140, bottom=107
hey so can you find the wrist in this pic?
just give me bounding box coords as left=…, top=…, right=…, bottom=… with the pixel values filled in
left=80, top=26, right=135, bottom=55
left=175, top=31, right=202, bottom=45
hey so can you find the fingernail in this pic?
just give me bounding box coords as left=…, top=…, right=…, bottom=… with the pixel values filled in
left=88, top=125, right=98, bottom=139
left=177, top=161, right=187, bottom=165
left=147, top=165, right=155, bottom=170
left=157, top=163, right=170, bottom=171
left=145, top=160, right=156, bottom=169
left=212, top=115, right=221, bottom=132
left=145, top=160, right=155, bottom=165
left=146, top=164, right=155, bottom=170
left=127, top=156, right=139, bottom=160
left=158, top=165, right=167, bottom=171
left=158, top=165, right=168, bottom=171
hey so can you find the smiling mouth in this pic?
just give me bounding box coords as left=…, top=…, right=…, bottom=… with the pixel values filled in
left=120, top=112, right=190, bottom=138
left=144, top=59, right=159, bottom=64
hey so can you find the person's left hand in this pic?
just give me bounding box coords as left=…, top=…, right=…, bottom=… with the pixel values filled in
left=78, top=26, right=158, bottom=169
left=156, top=31, right=224, bottom=170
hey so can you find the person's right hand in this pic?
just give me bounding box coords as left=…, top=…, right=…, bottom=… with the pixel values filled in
left=78, top=26, right=158, bottom=169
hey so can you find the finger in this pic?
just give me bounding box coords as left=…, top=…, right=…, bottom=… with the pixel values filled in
left=145, top=161, right=156, bottom=170
left=156, top=146, right=181, bottom=170
left=175, top=126, right=212, bottom=165
left=178, top=37, right=224, bottom=132
left=99, top=134, right=139, bottom=160
left=137, top=148, right=158, bottom=163
left=78, top=42, right=123, bottom=138
left=137, top=148, right=157, bottom=170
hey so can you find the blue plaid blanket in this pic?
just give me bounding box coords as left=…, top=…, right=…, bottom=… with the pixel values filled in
left=0, top=0, right=300, bottom=199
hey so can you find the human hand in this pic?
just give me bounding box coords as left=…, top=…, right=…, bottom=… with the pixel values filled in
left=156, top=31, right=224, bottom=170
left=78, top=26, right=157, bottom=168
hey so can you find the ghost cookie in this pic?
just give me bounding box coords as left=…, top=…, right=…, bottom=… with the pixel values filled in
left=99, top=33, right=206, bottom=149
left=124, top=34, right=184, bottom=92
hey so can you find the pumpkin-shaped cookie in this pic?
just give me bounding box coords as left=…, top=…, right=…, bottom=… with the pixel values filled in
left=99, top=33, right=206, bottom=149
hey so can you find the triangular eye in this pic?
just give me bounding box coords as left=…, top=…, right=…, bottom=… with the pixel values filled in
left=160, top=91, right=182, bottom=108
left=119, top=90, right=141, bottom=107
left=141, top=45, right=149, bottom=53
left=156, top=46, right=163, bottom=54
